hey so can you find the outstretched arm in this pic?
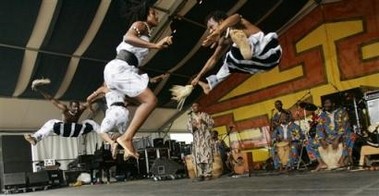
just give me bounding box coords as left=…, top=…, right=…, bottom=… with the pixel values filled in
left=202, top=14, right=260, bottom=48
left=150, top=73, right=170, bottom=83
left=124, top=21, right=173, bottom=50
left=191, top=39, right=230, bottom=86
left=86, top=85, right=109, bottom=112
left=215, top=14, right=242, bottom=35
left=37, top=89, right=67, bottom=111
left=202, top=14, right=242, bottom=48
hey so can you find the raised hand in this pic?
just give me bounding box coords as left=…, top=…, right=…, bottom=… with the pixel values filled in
left=202, top=30, right=221, bottom=48
left=156, top=36, right=173, bottom=49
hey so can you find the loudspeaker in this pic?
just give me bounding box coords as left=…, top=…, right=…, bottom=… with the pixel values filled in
left=0, top=135, right=32, bottom=191
left=2, top=172, right=27, bottom=188
left=365, top=90, right=379, bottom=125
left=150, top=158, right=184, bottom=176
left=46, top=170, right=65, bottom=187
left=27, top=171, right=50, bottom=187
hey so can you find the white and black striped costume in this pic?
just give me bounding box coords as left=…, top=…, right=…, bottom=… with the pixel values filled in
left=32, top=119, right=100, bottom=142
left=206, top=31, right=282, bottom=90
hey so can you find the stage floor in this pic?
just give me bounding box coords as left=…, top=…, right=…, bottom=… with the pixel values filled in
left=6, top=170, right=379, bottom=196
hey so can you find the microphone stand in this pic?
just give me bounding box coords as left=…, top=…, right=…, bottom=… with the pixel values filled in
left=353, top=97, right=362, bottom=135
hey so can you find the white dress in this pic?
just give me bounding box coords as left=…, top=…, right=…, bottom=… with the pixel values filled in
left=104, top=35, right=150, bottom=97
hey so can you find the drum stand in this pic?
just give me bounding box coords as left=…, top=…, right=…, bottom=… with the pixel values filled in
left=296, top=141, right=309, bottom=170
left=296, top=109, right=310, bottom=170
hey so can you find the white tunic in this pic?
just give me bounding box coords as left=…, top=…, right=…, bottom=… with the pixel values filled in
left=104, top=36, right=151, bottom=97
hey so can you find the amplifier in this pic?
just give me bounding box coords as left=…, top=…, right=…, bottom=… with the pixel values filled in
left=150, top=158, right=184, bottom=176
left=27, top=171, right=49, bottom=187
left=366, top=90, right=379, bottom=125
left=366, top=90, right=379, bottom=100
left=3, top=172, right=27, bottom=188
left=46, top=170, right=66, bottom=187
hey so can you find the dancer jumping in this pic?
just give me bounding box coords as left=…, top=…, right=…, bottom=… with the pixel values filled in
left=191, top=10, right=282, bottom=94
left=24, top=88, right=100, bottom=145
left=103, top=0, right=173, bottom=159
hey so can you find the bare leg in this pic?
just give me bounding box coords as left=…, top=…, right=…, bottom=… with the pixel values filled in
left=198, top=81, right=211, bottom=95
left=99, top=133, right=118, bottom=159
left=117, top=88, right=157, bottom=159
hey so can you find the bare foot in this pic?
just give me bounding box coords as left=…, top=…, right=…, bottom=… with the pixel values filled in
left=230, top=29, right=252, bottom=60
left=24, top=134, right=37, bottom=145
left=117, top=138, right=139, bottom=160
left=198, top=81, right=211, bottom=95
left=313, top=163, right=328, bottom=172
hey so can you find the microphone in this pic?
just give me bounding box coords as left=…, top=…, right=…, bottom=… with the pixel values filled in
left=330, top=83, right=339, bottom=92
left=187, top=111, right=193, bottom=115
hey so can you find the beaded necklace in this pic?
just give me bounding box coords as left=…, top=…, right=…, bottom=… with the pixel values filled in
left=143, top=22, right=152, bottom=37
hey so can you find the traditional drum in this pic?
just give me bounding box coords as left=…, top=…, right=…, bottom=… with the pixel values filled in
left=276, top=141, right=290, bottom=167
left=185, top=155, right=196, bottom=179
left=212, top=154, right=223, bottom=178
left=318, top=143, right=343, bottom=169
left=185, top=154, right=224, bottom=179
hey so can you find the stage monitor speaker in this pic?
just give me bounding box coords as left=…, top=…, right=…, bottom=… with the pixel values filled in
left=150, top=158, right=184, bottom=176
left=365, top=90, right=379, bottom=125
left=0, top=135, right=33, bottom=191
left=27, top=171, right=50, bottom=187
left=2, top=172, right=27, bottom=189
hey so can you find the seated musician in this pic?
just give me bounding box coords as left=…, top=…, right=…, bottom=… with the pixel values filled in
left=211, top=130, right=231, bottom=174
left=271, top=100, right=293, bottom=133
left=308, top=98, right=351, bottom=171
left=271, top=113, right=303, bottom=171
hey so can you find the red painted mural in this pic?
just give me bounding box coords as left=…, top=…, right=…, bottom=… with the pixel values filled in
left=198, top=0, right=379, bottom=149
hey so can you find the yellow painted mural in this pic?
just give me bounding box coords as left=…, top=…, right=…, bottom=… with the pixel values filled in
left=202, top=0, right=379, bottom=163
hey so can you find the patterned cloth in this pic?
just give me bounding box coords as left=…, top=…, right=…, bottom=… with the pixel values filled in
left=187, top=112, right=215, bottom=177
left=306, top=107, right=353, bottom=160
left=33, top=119, right=100, bottom=142
left=271, top=122, right=304, bottom=169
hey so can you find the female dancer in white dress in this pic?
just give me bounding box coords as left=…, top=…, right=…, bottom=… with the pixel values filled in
left=103, top=1, right=173, bottom=159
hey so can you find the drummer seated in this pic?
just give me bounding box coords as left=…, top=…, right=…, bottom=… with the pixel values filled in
left=312, top=98, right=351, bottom=171
left=271, top=115, right=303, bottom=171
left=318, top=136, right=344, bottom=168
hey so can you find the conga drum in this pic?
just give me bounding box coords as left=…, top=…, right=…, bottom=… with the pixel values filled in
left=318, top=143, right=343, bottom=169
left=212, top=154, right=223, bottom=178
left=276, top=141, right=290, bottom=167
left=185, top=155, right=196, bottom=179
